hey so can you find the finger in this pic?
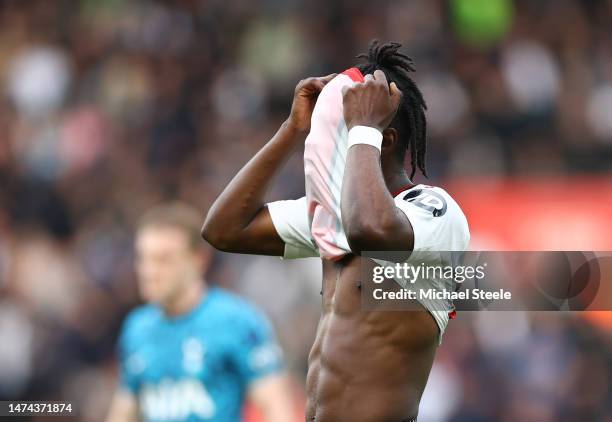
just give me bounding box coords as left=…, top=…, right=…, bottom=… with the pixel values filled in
left=296, top=78, right=309, bottom=90
left=301, top=77, right=327, bottom=93
left=364, top=73, right=374, bottom=83
left=319, top=73, right=337, bottom=84
left=373, top=69, right=388, bottom=85
left=341, top=85, right=350, bottom=97
left=312, top=80, right=326, bottom=92
left=390, top=82, right=403, bottom=110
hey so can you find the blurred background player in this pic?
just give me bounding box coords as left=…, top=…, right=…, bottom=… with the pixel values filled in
left=106, top=202, right=293, bottom=422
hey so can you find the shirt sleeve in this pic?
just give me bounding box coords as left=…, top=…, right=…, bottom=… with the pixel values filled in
left=394, top=187, right=470, bottom=252
left=266, top=197, right=319, bottom=259
left=231, top=307, right=284, bottom=387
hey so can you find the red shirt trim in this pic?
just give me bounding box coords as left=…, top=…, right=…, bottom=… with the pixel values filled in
left=342, top=67, right=365, bottom=83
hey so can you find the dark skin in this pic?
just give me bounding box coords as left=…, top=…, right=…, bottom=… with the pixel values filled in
left=202, top=71, right=438, bottom=421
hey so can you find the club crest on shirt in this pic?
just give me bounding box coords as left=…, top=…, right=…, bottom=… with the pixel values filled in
left=126, top=353, right=147, bottom=375
left=182, top=338, right=205, bottom=374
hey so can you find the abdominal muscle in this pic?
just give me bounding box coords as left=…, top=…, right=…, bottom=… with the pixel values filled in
left=305, top=256, right=439, bottom=422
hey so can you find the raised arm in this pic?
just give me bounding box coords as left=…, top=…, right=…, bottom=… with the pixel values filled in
left=202, top=74, right=335, bottom=255
left=340, top=70, right=414, bottom=254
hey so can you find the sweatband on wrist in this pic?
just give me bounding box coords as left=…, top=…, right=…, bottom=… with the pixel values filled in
left=347, top=126, right=383, bottom=152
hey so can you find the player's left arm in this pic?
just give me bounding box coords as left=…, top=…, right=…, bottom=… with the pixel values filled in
left=233, top=308, right=294, bottom=421
left=340, top=70, right=412, bottom=254
left=106, top=317, right=141, bottom=422
left=247, top=374, right=294, bottom=422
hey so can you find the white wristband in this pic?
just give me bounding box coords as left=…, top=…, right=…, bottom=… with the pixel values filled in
left=347, top=126, right=383, bottom=152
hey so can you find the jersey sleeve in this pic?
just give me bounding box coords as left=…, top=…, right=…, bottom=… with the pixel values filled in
left=230, top=307, right=284, bottom=387
left=394, top=187, right=470, bottom=252
left=266, top=197, right=319, bottom=259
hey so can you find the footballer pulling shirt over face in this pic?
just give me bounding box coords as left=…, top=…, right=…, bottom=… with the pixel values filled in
left=202, top=40, right=470, bottom=421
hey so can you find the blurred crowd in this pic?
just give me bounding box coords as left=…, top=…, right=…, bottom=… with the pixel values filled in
left=0, top=0, right=610, bottom=420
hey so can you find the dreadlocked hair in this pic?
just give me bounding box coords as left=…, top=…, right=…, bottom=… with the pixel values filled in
left=355, top=40, right=428, bottom=179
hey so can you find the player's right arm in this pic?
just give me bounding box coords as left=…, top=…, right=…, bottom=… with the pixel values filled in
left=202, top=74, right=335, bottom=255
left=106, top=312, right=142, bottom=422
left=105, top=390, right=138, bottom=422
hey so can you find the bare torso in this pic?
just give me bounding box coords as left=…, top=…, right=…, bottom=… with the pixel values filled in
left=305, top=255, right=439, bottom=422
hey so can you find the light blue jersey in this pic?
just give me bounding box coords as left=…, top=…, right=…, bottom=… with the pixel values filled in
left=118, top=287, right=283, bottom=422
